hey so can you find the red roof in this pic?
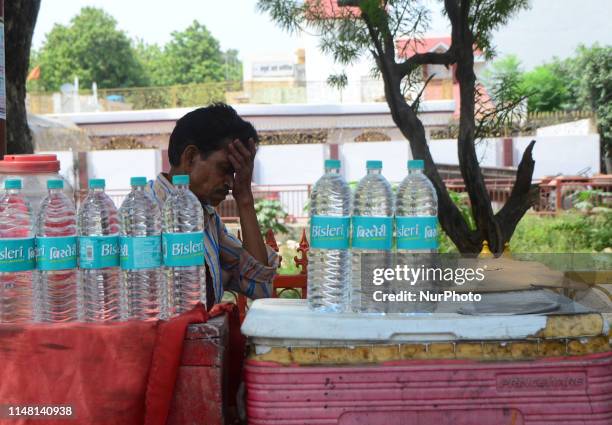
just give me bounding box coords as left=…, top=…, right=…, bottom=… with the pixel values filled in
left=396, top=37, right=452, bottom=57
left=396, top=37, right=484, bottom=59
left=305, top=0, right=361, bottom=19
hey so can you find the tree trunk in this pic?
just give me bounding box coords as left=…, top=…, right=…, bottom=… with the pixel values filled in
left=5, top=0, right=40, bottom=154
left=0, top=0, right=5, bottom=158
left=361, top=1, right=537, bottom=255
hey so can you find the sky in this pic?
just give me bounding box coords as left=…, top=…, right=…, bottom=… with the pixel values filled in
left=32, top=0, right=612, bottom=70
left=32, top=0, right=304, bottom=57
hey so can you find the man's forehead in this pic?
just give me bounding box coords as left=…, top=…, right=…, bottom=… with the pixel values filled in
left=207, top=146, right=230, bottom=162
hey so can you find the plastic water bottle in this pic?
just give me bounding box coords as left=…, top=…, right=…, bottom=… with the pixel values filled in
left=35, top=179, right=78, bottom=322
left=0, top=179, right=36, bottom=322
left=395, top=160, right=439, bottom=314
left=78, top=179, right=121, bottom=321
left=162, top=175, right=205, bottom=315
left=119, top=177, right=165, bottom=320
left=308, top=160, right=351, bottom=312
left=351, top=160, right=394, bottom=314
left=395, top=160, right=439, bottom=253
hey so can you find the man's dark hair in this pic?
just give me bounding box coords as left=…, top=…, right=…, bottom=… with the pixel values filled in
left=168, top=103, right=258, bottom=166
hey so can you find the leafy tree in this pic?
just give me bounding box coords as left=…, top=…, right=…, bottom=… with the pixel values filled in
left=481, top=55, right=570, bottom=113
left=34, top=7, right=146, bottom=90
left=521, top=63, right=571, bottom=112
left=134, top=40, right=166, bottom=87
left=223, top=49, right=243, bottom=82
left=135, top=21, right=242, bottom=86
left=481, top=55, right=523, bottom=105
left=567, top=44, right=612, bottom=165
left=258, top=0, right=533, bottom=254
left=151, top=21, right=226, bottom=86
left=479, top=54, right=527, bottom=131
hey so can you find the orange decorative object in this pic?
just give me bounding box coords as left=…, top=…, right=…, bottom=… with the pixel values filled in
left=294, top=228, right=310, bottom=275
left=265, top=228, right=279, bottom=252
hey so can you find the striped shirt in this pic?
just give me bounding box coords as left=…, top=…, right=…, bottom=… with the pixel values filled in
left=147, top=173, right=279, bottom=303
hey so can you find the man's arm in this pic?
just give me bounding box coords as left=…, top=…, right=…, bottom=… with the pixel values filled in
left=227, top=138, right=268, bottom=266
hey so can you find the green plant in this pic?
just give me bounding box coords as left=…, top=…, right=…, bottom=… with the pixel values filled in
left=573, top=189, right=611, bottom=211
left=255, top=199, right=289, bottom=237
left=448, top=191, right=476, bottom=231
left=509, top=211, right=612, bottom=253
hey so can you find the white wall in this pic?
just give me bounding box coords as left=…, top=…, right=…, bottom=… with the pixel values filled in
left=86, top=150, right=161, bottom=190
left=536, top=119, right=596, bottom=137
left=254, top=144, right=328, bottom=185
left=427, top=138, right=501, bottom=168
left=340, top=141, right=410, bottom=183
left=514, top=135, right=600, bottom=178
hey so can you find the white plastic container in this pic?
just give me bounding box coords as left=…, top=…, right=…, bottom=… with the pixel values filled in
left=0, top=154, right=73, bottom=217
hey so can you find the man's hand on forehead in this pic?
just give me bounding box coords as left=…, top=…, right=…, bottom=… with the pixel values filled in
left=228, top=138, right=256, bottom=205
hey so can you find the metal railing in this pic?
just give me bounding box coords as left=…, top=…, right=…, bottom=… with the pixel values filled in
left=444, top=177, right=612, bottom=214
left=534, top=179, right=612, bottom=214
left=77, top=185, right=313, bottom=220
left=77, top=177, right=611, bottom=220
left=217, top=185, right=312, bottom=222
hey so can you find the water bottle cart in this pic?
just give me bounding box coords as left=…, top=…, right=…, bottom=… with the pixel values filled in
left=241, top=279, right=612, bottom=424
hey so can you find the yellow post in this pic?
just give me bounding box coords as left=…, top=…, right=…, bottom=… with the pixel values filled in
left=479, top=241, right=493, bottom=258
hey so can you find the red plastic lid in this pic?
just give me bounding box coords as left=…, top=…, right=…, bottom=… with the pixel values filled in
left=0, top=154, right=60, bottom=173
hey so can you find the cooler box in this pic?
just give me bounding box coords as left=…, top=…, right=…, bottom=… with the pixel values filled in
left=241, top=297, right=612, bottom=425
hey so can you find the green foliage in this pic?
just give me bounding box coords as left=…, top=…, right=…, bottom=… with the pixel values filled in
left=327, top=73, right=348, bottom=90
left=509, top=212, right=612, bottom=253
left=481, top=55, right=524, bottom=107
left=521, top=64, right=571, bottom=112
left=484, top=45, right=611, bottom=153
left=568, top=44, right=612, bottom=155
left=31, top=9, right=243, bottom=91
left=571, top=189, right=612, bottom=212
left=448, top=191, right=476, bottom=231
left=257, top=0, right=430, bottom=70
left=144, top=21, right=225, bottom=86
left=34, top=7, right=147, bottom=90
left=134, top=21, right=244, bottom=87
left=437, top=191, right=475, bottom=253
left=223, top=49, right=243, bottom=82
left=255, top=199, right=289, bottom=236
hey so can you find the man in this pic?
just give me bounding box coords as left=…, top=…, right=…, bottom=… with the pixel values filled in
left=148, top=103, right=279, bottom=309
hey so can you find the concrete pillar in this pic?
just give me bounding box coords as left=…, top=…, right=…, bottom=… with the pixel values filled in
left=161, top=149, right=170, bottom=173
left=329, top=144, right=339, bottom=160
left=502, top=137, right=514, bottom=167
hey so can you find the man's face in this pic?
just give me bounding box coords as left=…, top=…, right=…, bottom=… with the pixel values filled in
left=188, top=144, right=234, bottom=207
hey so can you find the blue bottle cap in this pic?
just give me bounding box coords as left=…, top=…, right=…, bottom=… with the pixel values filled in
left=408, top=160, right=424, bottom=170
left=89, top=178, right=106, bottom=189
left=324, top=159, right=341, bottom=169
left=4, top=179, right=22, bottom=190
left=47, top=179, right=64, bottom=189
left=172, top=175, right=190, bottom=185
left=130, top=177, right=147, bottom=187
left=366, top=160, right=383, bottom=170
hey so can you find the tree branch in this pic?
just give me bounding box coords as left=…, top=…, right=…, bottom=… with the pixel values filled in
left=496, top=140, right=537, bottom=242
left=360, top=2, right=480, bottom=253
left=396, top=50, right=456, bottom=77
left=410, top=73, right=435, bottom=112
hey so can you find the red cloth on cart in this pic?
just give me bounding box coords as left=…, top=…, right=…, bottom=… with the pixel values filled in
left=0, top=304, right=239, bottom=425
